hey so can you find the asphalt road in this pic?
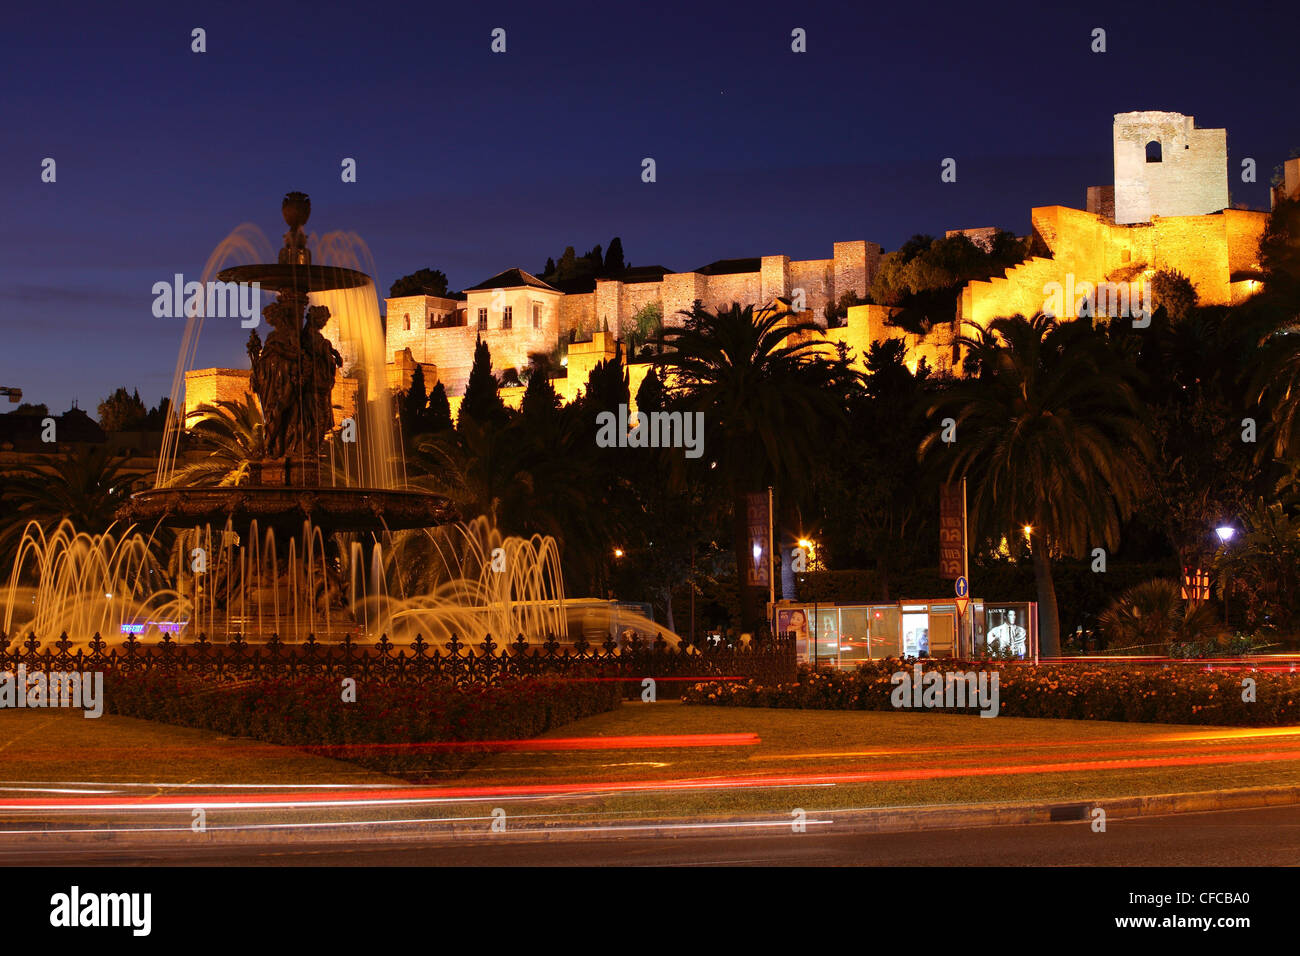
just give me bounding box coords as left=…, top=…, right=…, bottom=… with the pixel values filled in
left=4, top=803, right=1299, bottom=866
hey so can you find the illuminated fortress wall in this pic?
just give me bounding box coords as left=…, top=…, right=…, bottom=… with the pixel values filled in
left=960, top=111, right=1267, bottom=329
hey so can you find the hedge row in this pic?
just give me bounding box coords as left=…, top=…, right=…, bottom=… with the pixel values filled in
left=105, top=674, right=623, bottom=779
left=683, top=659, right=1300, bottom=726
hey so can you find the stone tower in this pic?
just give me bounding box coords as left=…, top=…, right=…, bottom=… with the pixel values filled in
left=1112, top=111, right=1228, bottom=225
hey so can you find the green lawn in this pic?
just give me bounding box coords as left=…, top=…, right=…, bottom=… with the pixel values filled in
left=4, top=702, right=1299, bottom=829
left=446, top=701, right=1300, bottom=820
left=0, top=709, right=403, bottom=790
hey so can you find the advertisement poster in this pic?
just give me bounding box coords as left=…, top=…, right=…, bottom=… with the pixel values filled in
left=775, top=607, right=811, bottom=658
left=985, top=605, right=1029, bottom=658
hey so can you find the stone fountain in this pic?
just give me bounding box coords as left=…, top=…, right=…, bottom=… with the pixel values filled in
left=119, top=193, right=457, bottom=536
left=3, top=193, right=580, bottom=647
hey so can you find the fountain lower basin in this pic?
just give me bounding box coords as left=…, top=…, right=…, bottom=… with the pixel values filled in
left=120, top=486, right=457, bottom=534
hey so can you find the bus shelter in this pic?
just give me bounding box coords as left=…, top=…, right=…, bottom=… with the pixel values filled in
left=771, top=599, right=1038, bottom=665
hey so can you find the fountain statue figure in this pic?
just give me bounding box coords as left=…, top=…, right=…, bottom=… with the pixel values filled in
left=243, top=193, right=343, bottom=463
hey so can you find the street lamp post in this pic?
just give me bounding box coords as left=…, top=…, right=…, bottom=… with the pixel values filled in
left=797, top=538, right=817, bottom=667
left=1215, top=526, right=1235, bottom=626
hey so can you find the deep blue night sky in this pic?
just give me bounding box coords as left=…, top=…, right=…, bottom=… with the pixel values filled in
left=1, top=0, right=1295, bottom=413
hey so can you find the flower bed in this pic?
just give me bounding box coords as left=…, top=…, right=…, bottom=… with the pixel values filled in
left=683, top=660, right=1300, bottom=726
left=105, top=674, right=623, bottom=779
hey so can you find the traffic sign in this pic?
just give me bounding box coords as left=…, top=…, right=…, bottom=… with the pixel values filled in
left=955, top=596, right=970, bottom=618
left=955, top=576, right=968, bottom=599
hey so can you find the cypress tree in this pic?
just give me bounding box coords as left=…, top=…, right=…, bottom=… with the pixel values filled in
left=604, top=237, right=626, bottom=275
left=400, top=364, right=429, bottom=435
left=635, top=367, right=665, bottom=413
left=426, top=380, right=453, bottom=432
left=521, top=369, right=561, bottom=423
left=459, top=337, right=507, bottom=428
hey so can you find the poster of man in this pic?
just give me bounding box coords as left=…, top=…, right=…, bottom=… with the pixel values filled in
left=985, top=606, right=1028, bottom=658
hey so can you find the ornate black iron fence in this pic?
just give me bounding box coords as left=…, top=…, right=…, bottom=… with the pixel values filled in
left=0, top=631, right=796, bottom=696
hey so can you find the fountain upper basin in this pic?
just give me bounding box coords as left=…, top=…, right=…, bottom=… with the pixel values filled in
left=216, top=263, right=370, bottom=294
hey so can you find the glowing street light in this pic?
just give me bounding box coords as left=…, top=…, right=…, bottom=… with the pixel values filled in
left=1215, top=524, right=1237, bottom=624
left=613, top=548, right=624, bottom=559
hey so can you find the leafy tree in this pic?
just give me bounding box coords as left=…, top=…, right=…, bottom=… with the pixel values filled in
left=141, top=396, right=173, bottom=431
left=1150, top=268, right=1198, bottom=322
left=626, top=302, right=664, bottom=355
left=555, top=246, right=578, bottom=280
left=458, top=338, right=508, bottom=428
left=389, top=268, right=450, bottom=299
left=824, top=290, right=867, bottom=328
left=870, top=232, right=1026, bottom=332
left=97, top=387, right=148, bottom=432
left=1214, top=497, right=1300, bottom=632
left=922, top=314, right=1153, bottom=657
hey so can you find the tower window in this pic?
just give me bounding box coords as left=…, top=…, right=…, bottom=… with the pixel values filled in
left=403, top=313, right=410, bottom=330
left=426, top=313, right=435, bottom=329
left=1145, top=140, right=1162, bottom=163
left=503, top=306, right=513, bottom=330
left=532, top=303, right=541, bottom=329
left=477, top=308, right=487, bottom=327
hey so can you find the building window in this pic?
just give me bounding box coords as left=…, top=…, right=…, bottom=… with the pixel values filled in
left=403, top=313, right=410, bottom=330
left=477, top=308, right=487, bottom=327
left=532, top=303, right=541, bottom=329
left=503, top=306, right=513, bottom=330
left=1145, top=140, right=1162, bottom=163
left=426, top=313, right=435, bottom=329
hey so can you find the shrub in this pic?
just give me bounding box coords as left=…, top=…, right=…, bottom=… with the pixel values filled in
left=683, top=659, right=1300, bottom=726
left=104, top=675, right=623, bottom=780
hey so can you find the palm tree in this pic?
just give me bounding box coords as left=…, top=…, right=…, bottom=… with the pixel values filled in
left=1245, top=197, right=1300, bottom=458
left=1097, top=578, right=1222, bottom=651
left=166, top=395, right=265, bottom=487
left=0, top=443, right=144, bottom=566
left=657, top=302, right=859, bottom=633
left=922, top=314, right=1152, bottom=657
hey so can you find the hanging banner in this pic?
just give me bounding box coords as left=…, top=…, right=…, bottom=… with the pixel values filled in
left=939, top=482, right=966, bottom=580
left=745, top=492, right=771, bottom=588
